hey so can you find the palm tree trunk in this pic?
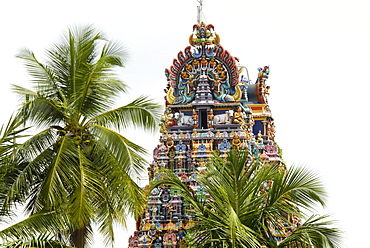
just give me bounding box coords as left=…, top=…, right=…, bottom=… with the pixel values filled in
left=70, top=227, right=86, bottom=248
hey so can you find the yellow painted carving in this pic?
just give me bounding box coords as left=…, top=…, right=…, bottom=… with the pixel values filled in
left=232, top=84, right=242, bottom=101
left=166, top=87, right=175, bottom=104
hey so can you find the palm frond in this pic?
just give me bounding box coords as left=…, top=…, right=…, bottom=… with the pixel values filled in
left=1, top=128, right=56, bottom=215
left=91, top=124, right=148, bottom=176
left=1, top=232, right=73, bottom=248
left=100, top=39, right=128, bottom=67
left=88, top=134, right=146, bottom=209
left=7, top=136, right=79, bottom=215
left=11, top=85, right=40, bottom=113
left=43, top=25, right=129, bottom=121
left=92, top=96, right=162, bottom=133
left=72, top=33, right=128, bottom=117
left=16, top=48, right=64, bottom=101
left=67, top=148, right=93, bottom=230
left=88, top=138, right=145, bottom=247
left=278, top=214, right=343, bottom=248
left=17, top=128, right=56, bottom=161
left=15, top=98, right=66, bottom=128
left=0, top=114, right=29, bottom=163
left=0, top=209, right=67, bottom=242
left=267, top=165, right=327, bottom=214
left=37, top=136, right=80, bottom=208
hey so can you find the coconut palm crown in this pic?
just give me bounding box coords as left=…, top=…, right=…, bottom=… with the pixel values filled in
left=152, top=150, right=342, bottom=248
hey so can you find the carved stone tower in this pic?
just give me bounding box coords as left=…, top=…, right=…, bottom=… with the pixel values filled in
left=128, top=22, right=280, bottom=248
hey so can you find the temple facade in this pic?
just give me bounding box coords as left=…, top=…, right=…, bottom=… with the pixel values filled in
left=128, top=22, right=282, bottom=248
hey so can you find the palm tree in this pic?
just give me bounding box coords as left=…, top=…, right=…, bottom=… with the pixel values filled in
left=0, top=25, right=162, bottom=248
left=153, top=150, right=342, bottom=248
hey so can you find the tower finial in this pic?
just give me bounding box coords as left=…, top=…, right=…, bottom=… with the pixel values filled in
left=197, top=0, right=203, bottom=25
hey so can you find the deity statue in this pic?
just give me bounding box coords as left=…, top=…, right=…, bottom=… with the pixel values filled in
left=208, top=109, right=215, bottom=128
left=258, top=65, right=269, bottom=80
left=257, top=130, right=264, bottom=145
left=166, top=136, right=174, bottom=150
left=209, top=58, right=217, bottom=68
left=179, top=131, right=185, bottom=139
left=142, top=219, right=151, bottom=231
left=191, top=109, right=198, bottom=129
left=233, top=107, right=245, bottom=126
left=163, top=229, right=177, bottom=248
left=231, top=135, right=242, bottom=149
left=182, top=74, right=197, bottom=97
left=138, top=234, right=152, bottom=248
left=267, top=122, right=276, bottom=140
left=162, top=108, right=175, bottom=127
left=208, top=74, right=224, bottom=96
left=215, top=130, right=221, bottom=137
left=192, top=129, right=198, bottom=137
left=215, top=63, right=227, bottom=80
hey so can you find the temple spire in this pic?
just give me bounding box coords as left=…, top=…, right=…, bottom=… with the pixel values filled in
left=197, top=0, right=203, bottom=24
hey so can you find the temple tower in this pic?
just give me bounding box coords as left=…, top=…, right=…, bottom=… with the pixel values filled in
left=128, top=22, right=281, bottom=248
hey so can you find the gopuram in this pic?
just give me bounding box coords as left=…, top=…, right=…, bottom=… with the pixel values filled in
left=128, top=20, right=283, bottom=247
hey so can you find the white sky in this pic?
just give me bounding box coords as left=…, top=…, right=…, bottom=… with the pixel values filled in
left=1, top=0, right=369, bottom=247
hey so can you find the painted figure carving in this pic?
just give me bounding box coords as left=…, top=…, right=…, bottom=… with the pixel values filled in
left=208, top=109, right=214, bottom=128
left=233, top=107, right=245, bottom=126
left=214, top=110, right=232, bottom=124
left=258, top=65, right=269, bottom=81
left=191, top=109, right=198, bottom=129
left=138, top=234, right=152, bottom=248
left=163, top=229, right=177, bottom=248
left=231, top=135, right=242, bottom=149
